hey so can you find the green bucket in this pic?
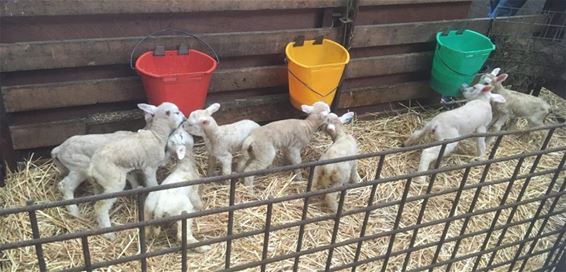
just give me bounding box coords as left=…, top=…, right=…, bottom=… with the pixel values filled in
left=430, top=29, right=496, bottom=97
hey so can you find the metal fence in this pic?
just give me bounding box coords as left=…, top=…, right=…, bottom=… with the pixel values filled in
left=1, top=122, right=565, bottom=272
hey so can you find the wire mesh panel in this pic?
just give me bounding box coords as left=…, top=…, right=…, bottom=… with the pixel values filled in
left=0, top=121, right=565, bottom=271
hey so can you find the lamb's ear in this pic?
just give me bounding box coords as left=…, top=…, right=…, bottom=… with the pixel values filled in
left=301, top=105, right=314, bottom=114
left=176, top=145, right=187, bottom=160
left=206, top=103, right=221, bottom=114
left=496, top=73, right=508, bottom=83
left=143, top=113, right=153, bottom=124
left=490, top=93, right=506, bottom=104
left=491, top=68, right=501, bottom=76
left=339, top=112, right=355, bottom=124
left=138, top=103, right=157, bottom=115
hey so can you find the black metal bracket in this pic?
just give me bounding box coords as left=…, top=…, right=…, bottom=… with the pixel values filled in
left=153, top=45, right=165, bottom=56
left=293, top=36, right=305, bottom=47
left=0, top=163, right=5, bottom=187
left=313, top=35, right=324, bottom=45
left=178, top=43, right=189, bottom=55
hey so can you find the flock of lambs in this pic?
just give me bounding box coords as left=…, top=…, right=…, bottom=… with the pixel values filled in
left=50, top=67, right=555, bottom=252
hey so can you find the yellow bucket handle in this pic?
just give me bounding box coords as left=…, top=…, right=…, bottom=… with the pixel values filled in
left=288, top=69, right=337, bottom=98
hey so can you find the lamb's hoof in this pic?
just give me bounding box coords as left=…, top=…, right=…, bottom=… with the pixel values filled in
left=472, top=156, right=487, bottom=162
left=103, top=232, right=117, bottom=240
left=67, top=207, right=81, bottom=218
left=413, top=177, right=428, bottom=186
left=194, top=245, right=211, bottom=253
left=292, top=174, right=304, bottom=181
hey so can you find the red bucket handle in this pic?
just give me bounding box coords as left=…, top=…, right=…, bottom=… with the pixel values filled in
left=129, top=28, right=221, bottom=70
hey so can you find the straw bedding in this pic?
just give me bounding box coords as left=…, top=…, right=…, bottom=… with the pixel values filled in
left=1, top=89, right=565, bottom=272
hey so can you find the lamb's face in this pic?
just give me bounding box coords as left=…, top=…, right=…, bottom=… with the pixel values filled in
left=302, top=101, right=331, bottom=125
left=155, top=102, right=185, bottom=128
left=167, top=128, right=194, bottom=160
left=186, top=109, right=209, bottom=136
left=185, top=103, right=220, bottom=136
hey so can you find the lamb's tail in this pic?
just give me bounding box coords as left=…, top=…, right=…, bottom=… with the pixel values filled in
left=51, top=145, right=69, bottom=176
left=241, top=136, right=254, bottom=156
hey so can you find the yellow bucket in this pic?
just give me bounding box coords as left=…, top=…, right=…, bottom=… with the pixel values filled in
left=285, top=38, right=350, bottom=109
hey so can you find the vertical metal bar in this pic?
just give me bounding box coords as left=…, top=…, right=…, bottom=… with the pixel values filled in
left=542, top=229, right=566, bottom=270
left=485, top=129, right=555, bottom=268
left=508, top=153, right=566, bottom=272
left=181, top=211, right=188, bottom=272
left=225, top=177, right=237, bottom=270
left=445, top=135, right=503, bottom=271
left=381, top=178, right=413, bottom=272
left=352, top=155, right=385, bottom=272
left=325, top=188, right=347, bottom=271
left=518, top=176, right=566, bottom=271
left=137, top=193, right=147, bottom=272
left=80, top=236, right=92, bottom=272
left=293, top=166, right=315, bottom=272
left=430, top=166, right=472, bottom=267
left=402, top=143, right=447, bottom=271
left=261, top=202, right=274, bottom=272
left=471, top=156, right=526, bottom=271
left=27, top=200, right=47, bottom=272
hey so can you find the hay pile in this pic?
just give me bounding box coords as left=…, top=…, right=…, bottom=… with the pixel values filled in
left=1, top=89, right=565, bottom=272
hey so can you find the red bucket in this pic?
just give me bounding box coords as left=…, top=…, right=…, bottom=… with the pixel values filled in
left=132, top=29, right=219, bottom=115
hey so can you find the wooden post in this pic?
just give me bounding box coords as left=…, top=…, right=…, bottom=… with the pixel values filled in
left=0, top=79, right=17, bottom=186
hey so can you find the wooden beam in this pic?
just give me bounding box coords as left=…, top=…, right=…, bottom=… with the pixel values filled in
left=2, top=78, right=144, bottom=113
left=1, top=0, right=344, bottom=17
left=1, top=0, right=478, bottom=17
left=359, top=0, right=471, bottom=5
left=2, top=52, right=433, bottom=112
left=1, top=16, right=542, bottom=72
left=337, top=81, right=434, bottom=108
left=346, top=52, right=432, bottom=78
left=10, top=120, right=86, bottom=150
left=7, top=81, right=432, bottom=150
left=351, top=15, right=544, bottom=48
left=0, top=28, right=339, bottom=72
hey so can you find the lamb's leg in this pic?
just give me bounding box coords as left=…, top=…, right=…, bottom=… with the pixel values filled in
left=207, top=155, right=218, bottom=177
left=176, top=207, right=210, bottom=252
left=94, top=181, right=125, bottom=240
left=188, top=185, right=204, bottom=211
left=58, top=171, right=86, bottom=217
left=416, top=142, right=458, bottom=184
left=487, top=113, right=509, bottom=144
left=126, top=171, right=142, bottom=189
left=144, top=208, right=155, bottom=238
left=243, top=146, right=276, bottom=193
left=476, top=126, right=488, bottom=160
left=325, top=181, right=345, bottom=213
left=142, top=167, right=159, bottom=187
left=217, top=153, right=233, bottom=176
left=350, top=162, right=362, bottom=183
left=285, top=148, right=304, bottom=180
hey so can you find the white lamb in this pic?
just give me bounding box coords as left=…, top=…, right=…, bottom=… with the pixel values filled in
left=312, top=112, right=361, bottom=212
left=88, top=102, right=185, bottom=239
left=53, top=107, right=153, bottom=217
left=237, top=101, right=331, bottom=192
left=403, top=84, right=506, bottom=182
left=185, top=103, right=260, bottom=176
left=478, top=68, right=553, bottom=142
left=143, top=129, right=210, bottom=252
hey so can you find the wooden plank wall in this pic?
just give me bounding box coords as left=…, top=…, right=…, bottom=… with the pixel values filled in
left=0, top=0, right=537, bottom=165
